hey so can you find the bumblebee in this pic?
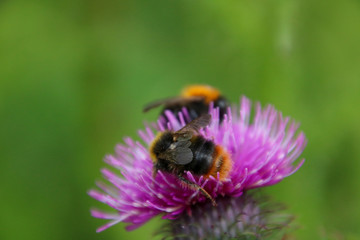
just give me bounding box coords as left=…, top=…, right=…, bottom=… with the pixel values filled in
left=143, top=85, right=229, bottom=122
left=149, top=114, right=232, bottom=206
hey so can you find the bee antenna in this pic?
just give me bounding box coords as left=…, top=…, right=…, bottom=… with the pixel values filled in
left=178, top=175, right=217, bottom=207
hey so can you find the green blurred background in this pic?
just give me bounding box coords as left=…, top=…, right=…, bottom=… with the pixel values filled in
left=1, top=0, right=360, bottom=239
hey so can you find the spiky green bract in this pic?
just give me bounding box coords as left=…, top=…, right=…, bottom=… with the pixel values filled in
left=159, top=191, right=293, bottom=240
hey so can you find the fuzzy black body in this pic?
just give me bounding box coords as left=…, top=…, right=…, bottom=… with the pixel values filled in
left=150, top=114, right=232, bottom=206
left=161, top=96, right=228, bottom=122
left=185, top=136, right=215, bottom=174
left=151, top=132, right=215, bottom=176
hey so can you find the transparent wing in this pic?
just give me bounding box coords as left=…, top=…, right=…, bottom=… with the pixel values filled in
left=158, top=140, right=193, bottom=165
left=174, top=114, right=211, bottom=141
left=143, top=96, right=204, bottom=112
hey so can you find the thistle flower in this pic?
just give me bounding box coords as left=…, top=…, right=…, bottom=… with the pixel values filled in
left=89, top=96, right=306, bottom=233
left=161, top=193, right=293, bottom=240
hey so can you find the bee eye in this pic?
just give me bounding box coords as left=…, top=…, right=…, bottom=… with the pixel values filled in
left=169, top=143, right=176, bottom=150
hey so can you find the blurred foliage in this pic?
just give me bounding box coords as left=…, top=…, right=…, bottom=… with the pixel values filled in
left=1, top=0, right=360, bottom=239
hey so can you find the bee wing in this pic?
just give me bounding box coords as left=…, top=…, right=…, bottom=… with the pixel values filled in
left=158, top=140, right=193, bottom=165
left=143, top=96, right=204, bottom=112
left=169, top=146, right=193, bottom=165
left=174, top=114, right=211, bottom=141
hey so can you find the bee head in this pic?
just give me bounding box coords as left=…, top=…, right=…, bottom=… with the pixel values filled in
left=149, top=131, right=174, bottom=163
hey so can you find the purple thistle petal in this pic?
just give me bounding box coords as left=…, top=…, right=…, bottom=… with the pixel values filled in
left=89, top=96, right=307, bottom=231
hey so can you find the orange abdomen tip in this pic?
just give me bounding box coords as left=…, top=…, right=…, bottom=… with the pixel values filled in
left=206, top=145, right=232, bottom=181
left=181, top=85, right=220, bottom=104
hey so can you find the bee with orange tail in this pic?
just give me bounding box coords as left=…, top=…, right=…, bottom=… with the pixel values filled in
left=149, top=114, right=232, bottom=206
left=143, top=85, right=229, bottom=122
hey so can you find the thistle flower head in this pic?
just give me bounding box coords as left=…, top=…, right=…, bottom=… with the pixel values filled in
left=89, top=96, right=307, bottom=232
left=161, top=192, right=293, bottom=240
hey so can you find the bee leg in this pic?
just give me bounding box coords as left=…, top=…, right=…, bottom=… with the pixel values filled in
left=152, top=168, right=158, bottom=179
left=178, top=175, right=217, bottom=207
